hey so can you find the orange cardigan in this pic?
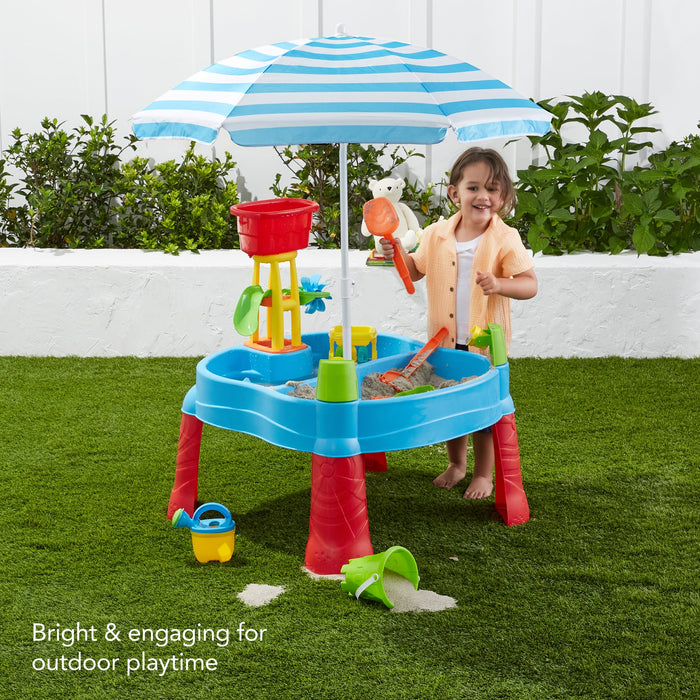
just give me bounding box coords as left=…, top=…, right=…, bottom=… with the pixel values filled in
left=411, top=213, right=533, bottom=352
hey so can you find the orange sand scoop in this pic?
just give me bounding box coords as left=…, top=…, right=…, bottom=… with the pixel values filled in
left=362, top=197, right=415, bottom=294
left=379, top=327, right=449, bottom=388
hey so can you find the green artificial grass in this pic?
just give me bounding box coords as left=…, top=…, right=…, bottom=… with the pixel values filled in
left=1, top=357, right=698, bottom=699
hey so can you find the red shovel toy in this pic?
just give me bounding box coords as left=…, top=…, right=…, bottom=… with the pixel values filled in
left=362, top=197, right=415, bottom=294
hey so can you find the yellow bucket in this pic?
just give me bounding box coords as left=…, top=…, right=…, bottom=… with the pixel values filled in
left=191, top=529, right=235, bottom=564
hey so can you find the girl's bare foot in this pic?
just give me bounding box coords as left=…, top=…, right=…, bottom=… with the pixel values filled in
left=432, top=464, right=466, bottom=489
left=463, top=475, right=493, bottom=499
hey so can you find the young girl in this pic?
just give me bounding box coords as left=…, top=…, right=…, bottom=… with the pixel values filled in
left=379, top=147, right=537, bottom=499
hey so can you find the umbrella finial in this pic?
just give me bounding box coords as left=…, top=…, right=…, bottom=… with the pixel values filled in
left=335, top=23, right=348, bottom=36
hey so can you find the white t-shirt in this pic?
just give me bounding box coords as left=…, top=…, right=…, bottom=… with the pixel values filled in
left=455, top=235, right=483, bottom=345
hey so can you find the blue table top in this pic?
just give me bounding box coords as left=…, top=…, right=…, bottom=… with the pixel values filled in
left=182, top=332, right=513, bottom=457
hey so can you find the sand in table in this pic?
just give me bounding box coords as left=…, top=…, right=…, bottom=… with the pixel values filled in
left=287, top=360, right=476, bottom=400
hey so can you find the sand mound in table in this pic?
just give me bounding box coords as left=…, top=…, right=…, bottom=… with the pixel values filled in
left=286, top=360, right=477, bottom=400
left=286, top=382, right=317, bottom=399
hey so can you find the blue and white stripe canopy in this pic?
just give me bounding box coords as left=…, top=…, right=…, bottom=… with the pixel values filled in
left=132, top=35, right=552, bottom=146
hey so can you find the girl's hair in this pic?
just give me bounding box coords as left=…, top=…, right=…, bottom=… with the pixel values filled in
left=449, top=147, right=516, bottom=217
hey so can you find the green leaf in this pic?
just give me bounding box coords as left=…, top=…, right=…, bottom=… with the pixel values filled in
left=633, top=223, right=656, bottom=254
left=527, top=227, right=549, bottom=254
left=622, top=192, right=644, bottom=217
left=550, top=208, right=574, bottom=221
left=515, top=190, right=539, bottom=215
left=654, top=209, right=679, bottom=222
left=608, top=236, right=628, bottom=254
left=588, top=129, right=610, bottom=151
left=642, top=188, right=661, bottom=210
left=670, top=182, right=691, bottom=201
left=591, top=204, right=613, bottom=223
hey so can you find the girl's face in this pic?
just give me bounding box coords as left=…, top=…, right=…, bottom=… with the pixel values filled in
left=447, top=161, right=505, bottom=232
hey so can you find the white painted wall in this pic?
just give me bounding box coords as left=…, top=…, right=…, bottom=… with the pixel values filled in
left=2, top=249, right=698, bottom=358
left=1, top=0, right=699, bottom=197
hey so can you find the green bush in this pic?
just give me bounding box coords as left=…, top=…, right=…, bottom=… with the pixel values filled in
left=619, top=130, right=700, bottom=254
left=2, top=115, right=137, bottom=248
left=509, top=91, right=700, bottom=255
left=0, top=116, right=239, bottom=253
left=115, top=143, right=239, bottom=254
left=2, top=101, right=698, bottom=255
left=0, top=157, right=15, bottom=246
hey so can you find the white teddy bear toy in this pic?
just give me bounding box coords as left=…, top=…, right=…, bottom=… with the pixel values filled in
left=361, top=177, right=421, bottom=255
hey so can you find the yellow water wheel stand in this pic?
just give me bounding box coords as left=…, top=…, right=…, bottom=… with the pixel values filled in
left=245, top=250, right=306, bottom=353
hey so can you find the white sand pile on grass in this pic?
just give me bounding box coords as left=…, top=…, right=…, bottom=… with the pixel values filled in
left=303, top=567, right=456, bottom=612
left=382, top=571, right=457, bottom=613
left=237, top=584, right=285, bottom=607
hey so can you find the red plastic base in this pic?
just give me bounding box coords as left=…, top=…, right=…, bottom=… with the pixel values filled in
left=492, top=413, right=530, bottom=526
left=167, top=413, right=203, bottom=519
left=305, top=453, right=374, bottom=574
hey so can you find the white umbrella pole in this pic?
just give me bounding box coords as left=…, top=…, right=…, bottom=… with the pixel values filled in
left=339, top=143, right=353, bottom=363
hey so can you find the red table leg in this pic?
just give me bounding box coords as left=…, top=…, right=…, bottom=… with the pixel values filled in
left=492, top=413, right=530, bottom=526
left=305, top=453, right=374, bottom=574
left=167, top=412, right=203, bottom=519
left=363, top=452, right=387, bottom=472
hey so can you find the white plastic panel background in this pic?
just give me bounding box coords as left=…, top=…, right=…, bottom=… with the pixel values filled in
left=0, top=0, right=698, bottom=198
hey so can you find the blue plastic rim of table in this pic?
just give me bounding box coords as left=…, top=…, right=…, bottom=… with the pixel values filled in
left=183, top=331, right=512, bottom=458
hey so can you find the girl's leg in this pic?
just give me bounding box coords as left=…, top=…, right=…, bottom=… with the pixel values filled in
left=433, top=435, right=469, bottom=488
left=463, top=430, right=494, bottom=499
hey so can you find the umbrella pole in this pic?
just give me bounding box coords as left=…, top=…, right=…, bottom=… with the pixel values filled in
left=339, top=143, right=353, bottom=363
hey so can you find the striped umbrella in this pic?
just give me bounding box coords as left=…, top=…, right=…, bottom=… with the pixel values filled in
left=133, top=34, right=551, bottom=145
left=132, top=34, right=551, bottom=357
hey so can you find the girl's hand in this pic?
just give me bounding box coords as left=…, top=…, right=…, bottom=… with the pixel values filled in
left=476, top=268, right=538, bottom=300
left=378, top=237, right=396, bottom=259
left=379, top=238, right=424, bottom=283
left=475, top=270, right=500, bottom=295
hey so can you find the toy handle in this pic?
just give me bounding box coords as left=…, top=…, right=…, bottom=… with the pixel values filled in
left=403, top=326, right=449, bottom=377
left=391, top=240, right=415, bottom=294
left=192, top=502, right=233, bottom=528
left=355, top=573, right=380, bottom=599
